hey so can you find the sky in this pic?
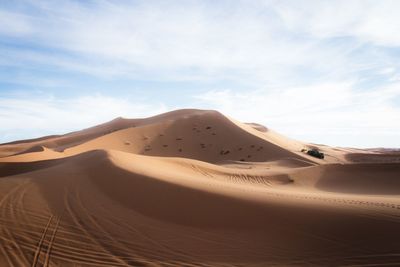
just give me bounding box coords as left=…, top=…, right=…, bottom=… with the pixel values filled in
left=1, top=0, right=400, bottom=148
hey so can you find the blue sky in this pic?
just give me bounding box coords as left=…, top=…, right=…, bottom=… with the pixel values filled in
left=1, top=0, right=400, bottom=148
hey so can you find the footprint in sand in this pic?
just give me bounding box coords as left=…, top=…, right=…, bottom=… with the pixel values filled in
left=220, top=150, right=230, bottom=155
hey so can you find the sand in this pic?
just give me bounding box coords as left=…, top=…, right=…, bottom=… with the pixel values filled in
left=0, top=109, right=399, bottom=266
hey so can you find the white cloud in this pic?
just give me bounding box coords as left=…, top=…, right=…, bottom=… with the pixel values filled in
left=273, top=0, right=400, bottom=46
left=0, top=0, right=384, bottom=85
left=194, top=82, right=400, bottom=147
left=0, top=94, right=167, bottom=143
left=0, top=10, right=34, bottom=36
left=1, top=1, right=400, bottom=79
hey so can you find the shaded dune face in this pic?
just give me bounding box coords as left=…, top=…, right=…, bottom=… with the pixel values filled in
left=0, top=109, right=400, bottom=267
left=289, top=163, right=400, bottom=194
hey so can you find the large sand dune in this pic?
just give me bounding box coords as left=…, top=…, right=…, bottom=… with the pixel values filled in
left=0, top=109, right=399, bottom=266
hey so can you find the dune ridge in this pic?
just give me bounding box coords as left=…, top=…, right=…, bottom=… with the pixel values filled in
left=0, top=109, right=399, bottom=266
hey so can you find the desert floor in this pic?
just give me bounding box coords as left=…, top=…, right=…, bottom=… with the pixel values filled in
left=1, top=109, right=400, bottom=266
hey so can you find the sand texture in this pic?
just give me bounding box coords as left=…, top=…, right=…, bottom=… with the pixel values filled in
left=1, top=109, right=400, bottom=266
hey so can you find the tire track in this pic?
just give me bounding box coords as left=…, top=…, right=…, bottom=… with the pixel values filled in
left=0, top=244, right=14, bottom=267
left=6, top=182, right=32, bottom=265
left=73, top=190, right=148, bottom=266
left=0, top=182, right=31, bottom=267
left=31, top=215, right=53, bottom=267
left=63, top=191, right=131, bottom=266
left=43, top=215, right=61, bottom=267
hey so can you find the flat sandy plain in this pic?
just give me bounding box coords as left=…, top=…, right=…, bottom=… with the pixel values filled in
left=1, top=109, right=400, bottom=266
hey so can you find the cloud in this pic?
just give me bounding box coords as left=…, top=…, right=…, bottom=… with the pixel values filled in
left=2, top=0, right=397, bottom=86
left=0, top=9, right=33, bottom=36
left=273, top=0, right=400, bottom=46
left=0, top=93, right=167, bottom=143
left=194, top=82, right=400, bottom=147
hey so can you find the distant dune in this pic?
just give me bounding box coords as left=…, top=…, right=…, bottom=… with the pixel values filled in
left=0, top=109, right=399, bottom=266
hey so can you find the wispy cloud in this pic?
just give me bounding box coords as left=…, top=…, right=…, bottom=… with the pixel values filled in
left=0, top=9, right=33, bottom=36
left=0, top=93, right=167, bottom=143
left=194, top=82, right=400, bottom=147
left=3, top=0, right=399, bottom=85
left=274, top=0, right=400, bottom=47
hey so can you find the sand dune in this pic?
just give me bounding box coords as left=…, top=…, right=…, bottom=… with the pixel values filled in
left=0, top=109, right=399, bottom=266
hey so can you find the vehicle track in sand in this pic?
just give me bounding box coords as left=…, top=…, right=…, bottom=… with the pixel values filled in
left=31, top=215, right=53, bottom=267
left=43, top=215, right=61, bottom=267
left=63, top=189, right=135, bottom=267
left=0, top=182, right=31, bottom=267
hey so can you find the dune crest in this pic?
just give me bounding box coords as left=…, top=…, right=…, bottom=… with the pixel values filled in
left=0, top=109, right=399, bottom=266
